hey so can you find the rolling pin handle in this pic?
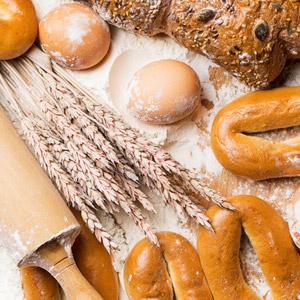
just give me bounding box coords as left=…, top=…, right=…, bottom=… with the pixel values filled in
left=53, top=257, right=104, bottom=300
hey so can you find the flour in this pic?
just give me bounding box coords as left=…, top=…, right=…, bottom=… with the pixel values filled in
left=65, top=12, right=92, bottom=45
left=0, top=248, right=23, bottom=300
left=1, top=0, right=299, bottom=299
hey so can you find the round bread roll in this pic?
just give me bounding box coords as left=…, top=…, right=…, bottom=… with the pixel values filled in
left=124, top=231, right=212, bottom=300
left=0, top=0, right=38, bottom=60
left=39, top=3, right=110, bottom=70
left=198, top=195, right=300, bottom=300
left=127, top=60, right=200, bottom=125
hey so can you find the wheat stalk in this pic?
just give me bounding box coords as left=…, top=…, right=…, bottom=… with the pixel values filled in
left=29, top=59, right=212, bottom=226
left=0, top=50, right=230, bottom=247
left=1, top=60, right=159, bottom=245
left=44, top=64, right=214, bottom=227
left=0, top=74, right=117, bottom=251
left=53, top=64, right=231, bottom=209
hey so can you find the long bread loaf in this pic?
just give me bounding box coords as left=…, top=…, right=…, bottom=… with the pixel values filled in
left=89, top=0, right=300, bottom=88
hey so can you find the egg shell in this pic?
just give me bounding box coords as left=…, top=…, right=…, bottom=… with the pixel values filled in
left=39, top=3, right=110, bottom=70
left=128, top=59, right=201, bottom=125
left=0, top=0, right=38, bottom=60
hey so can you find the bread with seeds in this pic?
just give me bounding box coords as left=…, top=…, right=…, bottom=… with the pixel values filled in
left=89, top=0, right=300, bottom=88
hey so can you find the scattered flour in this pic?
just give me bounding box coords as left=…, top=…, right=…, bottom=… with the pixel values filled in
left=1, top=0, right=299, bottom=299
left=65, top=12, right=92, bottom=45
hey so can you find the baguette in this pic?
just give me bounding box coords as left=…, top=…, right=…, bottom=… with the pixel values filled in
left=89, top=0, right=300, bottom=88
left=197, top=195, right=300, bottom=300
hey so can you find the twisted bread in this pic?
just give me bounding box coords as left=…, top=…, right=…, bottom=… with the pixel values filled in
left=211, top=87, right=300, bottom=180
left=197, top=195, right=300, bottom=300
left=124, top=231, right=213, bottom=300
left=89, top=0, right=300, bottom=88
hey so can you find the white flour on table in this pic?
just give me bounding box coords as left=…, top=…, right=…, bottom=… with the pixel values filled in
left=1, top=0, right=300, bottom=299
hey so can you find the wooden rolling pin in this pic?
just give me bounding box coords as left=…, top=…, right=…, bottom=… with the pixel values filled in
left=0, top=105, right=102, bottom=300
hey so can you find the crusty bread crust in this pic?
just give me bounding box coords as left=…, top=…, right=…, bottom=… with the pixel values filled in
left=90, top=0, right=300, bottom=88
left=211, top=87, right=300, bottom=180
left=124, top=231, right=213, bottom=300
left=0, top=0, right=38, bottom=60
left=21, top=267, right=61, bottom=300
left=198, top=195, right=300, bottom=300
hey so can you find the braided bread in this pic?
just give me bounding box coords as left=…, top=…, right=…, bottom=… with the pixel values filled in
left=197, top=195, right=300, bottom=300
left=89, top=0, right=300, bottom=88
left=124, top=231, right=213, bottom=300
left=211, top=87, right=300, bottom=180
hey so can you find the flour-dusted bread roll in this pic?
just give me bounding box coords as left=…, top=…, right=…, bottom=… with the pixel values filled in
left=89, top=0, right=300, bottom=88
left=39, top=3, right=110, bottom=70
left=124, top=231, right=213, bottom=300
left=198, top=195, right=300, bottom=300
left=211, top=87, right=300, bottom=180
left=127, top=60, right=200, bottom=125
left=21, top=267, right=61, bottom=300
left=0, top=0, right=38, bottom=60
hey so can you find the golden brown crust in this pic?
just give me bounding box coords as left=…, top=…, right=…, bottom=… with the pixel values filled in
left=211, top=87, right=300, bottom=180
left=290, top=188, right=300, bottom=249
left=90, top=0, right=300, bottom=87
left=21, top=267, right=61, bottom=300
left=124, top=231, right=213, bottom=300
left=0, top=0, right=38, bottom=60
left=198, top=195, right=300, bottom=300
left=72, top=209, right=119, bottom=300
left=39, top=3, right=111, bottom=70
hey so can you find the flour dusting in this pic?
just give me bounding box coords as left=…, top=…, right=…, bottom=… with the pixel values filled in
left=0, top=1, right=299, bottom=299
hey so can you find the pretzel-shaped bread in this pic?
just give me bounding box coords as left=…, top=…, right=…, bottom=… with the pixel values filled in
left=124, top=231, right=213, bottom=300
left=211, top=87, right=300, bottom=180
left=197, top=195, right=300, bottom=300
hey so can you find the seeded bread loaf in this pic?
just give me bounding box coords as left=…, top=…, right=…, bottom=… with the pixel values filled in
left=89, top=0, right=300, bottom=88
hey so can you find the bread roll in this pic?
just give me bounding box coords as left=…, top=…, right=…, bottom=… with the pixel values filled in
left=124, top=231, right=213, bottom=300
left=198, top=195, right=300, bottom=300
left=21, top=267, right=60, bottom=300
left=39, top=3, right=110, bottom=70
left=0, top=0, right=38, bottom=60
left=211, top=87, right=300, bottom=180
left=72, top=209, right=119, bottom=300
